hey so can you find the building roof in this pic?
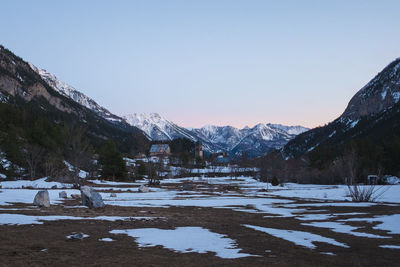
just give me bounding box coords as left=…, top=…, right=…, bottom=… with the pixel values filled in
left=149, top=144, right=170, bottom=153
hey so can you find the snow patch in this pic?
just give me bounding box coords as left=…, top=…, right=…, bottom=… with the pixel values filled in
left=302, top=221, right=389, bottom=239
left=343, top=214, right=400, bottom=235
left=99, top=238, right=115, bottom=242
left=243, top=224, right=349, bottom=249
left=380, top=245, right=400, bottom=249
left=0, top=178, right=73, bottom=189
left=0, top=213, right=136, bottom=225
left=110, top=227, right=256, bottom=259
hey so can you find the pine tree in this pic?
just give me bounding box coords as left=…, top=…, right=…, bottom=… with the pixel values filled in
left=99, top=141, right=127, bottom=181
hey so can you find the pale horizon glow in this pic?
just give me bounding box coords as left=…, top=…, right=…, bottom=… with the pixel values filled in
left=1, top=0, right=400, bottom=129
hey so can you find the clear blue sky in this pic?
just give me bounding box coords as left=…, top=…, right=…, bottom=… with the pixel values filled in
left=1, top=0, right=400, bottom=128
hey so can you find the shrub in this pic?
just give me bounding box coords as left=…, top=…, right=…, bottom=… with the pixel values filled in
left=347, top=184, right=388, bottom=202
left=271, top=176, right=279, bottom=186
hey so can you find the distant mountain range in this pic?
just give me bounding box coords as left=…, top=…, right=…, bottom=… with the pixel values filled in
left=124, top=113, right=308, bottom=157
left=0, top=49, right=303, bottom=158
left=27, top=63, right=308, bottom=158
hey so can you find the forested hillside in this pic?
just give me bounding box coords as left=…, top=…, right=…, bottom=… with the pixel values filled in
left=0, top=46, right=149, bottom=180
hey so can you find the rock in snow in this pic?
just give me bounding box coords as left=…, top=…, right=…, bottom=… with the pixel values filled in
left=33, top=190, right=50, bottom=207
left=138, top=185, right=149, bottom=193
left=71, top=194, right=80, bottom=199
left=182, top=183, right=196, bottom=191
left=66, top=233, right=89, bottom=240
left=80, top=186, right=105, bottom=208
left=59, top=191, right=67, bottom=198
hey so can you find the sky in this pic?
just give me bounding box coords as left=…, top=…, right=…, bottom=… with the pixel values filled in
left=1, top=0, right=400, bottom=129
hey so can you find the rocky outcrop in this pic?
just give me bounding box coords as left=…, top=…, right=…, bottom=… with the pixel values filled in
left=0, top=45, right=73, bottom=113
left=33, top=190, right=50, bottom=207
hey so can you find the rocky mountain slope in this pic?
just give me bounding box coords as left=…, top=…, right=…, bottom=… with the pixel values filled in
left=125, top=113, right=308, bottom=157
left=0, top=45, right=148, bottom=155
left=341, top=57, right=400, bottom=120
left=28, top=63, right=125, bottom=124
left=283, top=57, right=400, bottom=158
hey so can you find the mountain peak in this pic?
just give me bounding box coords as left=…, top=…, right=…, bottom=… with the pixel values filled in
left=341, top=57, right=400, bottom=120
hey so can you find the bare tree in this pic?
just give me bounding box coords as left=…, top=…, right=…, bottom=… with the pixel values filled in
left=25, top=144, right=44, bottom=180
left=147, top=161, right=161, bottom=186
left=43, top=154, right=62, bottom=179
left=342, top=148, right=358, bottom=185
left=64, top=125, right=91, bottom=186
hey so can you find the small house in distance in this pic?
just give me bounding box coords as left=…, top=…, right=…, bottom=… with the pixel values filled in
left=149, top=144, right=171, bottom=157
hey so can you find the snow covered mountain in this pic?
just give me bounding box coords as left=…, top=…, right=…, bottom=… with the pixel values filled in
left=28, top=63, right=124, bottom=123
left=284, top=57, right=400, bottom=158
left=125, top=113, right=308, bottom=157
left=124, top=113, right=197, bottom=141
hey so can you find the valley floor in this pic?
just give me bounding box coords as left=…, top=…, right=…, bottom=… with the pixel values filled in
left=0, top=177, right=399, bottom=266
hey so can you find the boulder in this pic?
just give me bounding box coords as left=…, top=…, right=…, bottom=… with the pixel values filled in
left=109, top=193, right=117, bottom=197
left=182, top=183, right=195, bottom=191
left=80, top=186, right=105, bottom=208
left=71, top=194, right=80, bottom=199
left=59, top=191, right=68, bottom=198
left=138, top=185, right=149, bottom=193
left=33, top=190, right=50, bottom=207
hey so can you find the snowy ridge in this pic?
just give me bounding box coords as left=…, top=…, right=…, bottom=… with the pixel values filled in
left=28, top=63, right=124, bottom=123
left=125, top=113, right=309, bottom=157
left=267, top=124, right=309, bottom=136
left=124, top=113, right=197, bottom=142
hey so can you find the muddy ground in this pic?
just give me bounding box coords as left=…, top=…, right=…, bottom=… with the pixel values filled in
left=0, top=180, right=399, bottom=266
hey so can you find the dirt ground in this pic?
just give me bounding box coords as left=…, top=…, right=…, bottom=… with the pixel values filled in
left=0, top=181, right=399, bottom=267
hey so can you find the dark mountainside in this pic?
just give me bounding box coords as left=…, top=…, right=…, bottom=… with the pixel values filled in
left=0, top=45, right=149, bottom=180
left=284, top=57, right=400, bottom=159
left=259, top=57, right=400, bottom=183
